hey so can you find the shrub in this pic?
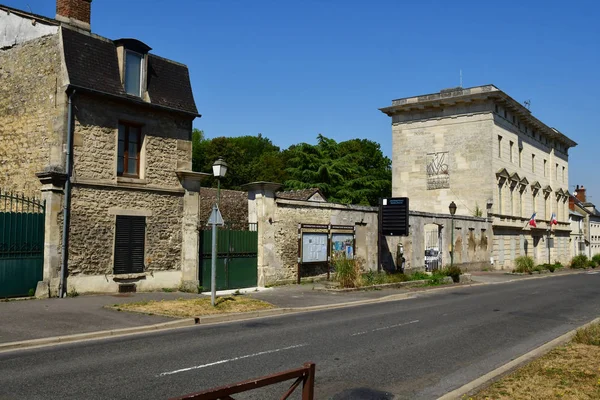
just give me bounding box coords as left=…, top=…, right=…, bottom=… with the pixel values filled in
left=514, top=256, right=534, bottom=274
left=408, top=271, right=430, bottom=281
left=544, top=263, right=555, bottom=272
left=592, top=254, right=600, bottom=267
left=333, top=255, right=360, bottom=288
left=440, top=266, right=462, bottom=282
left=553, top=262, right=563, bottom=270
left=588, top=260, right=597, bottom=269
left=533, top=265, right=544, bottom=273
left=570, top=254, right=589, bottom=269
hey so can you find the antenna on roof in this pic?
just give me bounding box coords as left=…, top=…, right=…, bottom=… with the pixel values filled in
left=524, top=99, right=531, bottom=110
left=459, top=69, right=463, bottom=88
left=27, top=3, right=33, bottom=13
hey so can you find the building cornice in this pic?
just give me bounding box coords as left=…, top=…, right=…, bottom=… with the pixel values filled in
left=380, top=84, right=577, bottom=148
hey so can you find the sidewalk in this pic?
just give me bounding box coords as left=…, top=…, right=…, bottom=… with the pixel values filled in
left=0, top=269, right=586, bottom=348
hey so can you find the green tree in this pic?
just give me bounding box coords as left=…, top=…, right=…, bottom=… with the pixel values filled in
left=283, top=135, right=391, bottom=206
left=192, top=131, right=285, bottom=189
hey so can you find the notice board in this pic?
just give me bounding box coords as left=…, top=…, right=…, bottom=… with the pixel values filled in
left=302, top=233, right=328, bottom=263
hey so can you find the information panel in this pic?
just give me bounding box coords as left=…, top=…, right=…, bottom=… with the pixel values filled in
left=332, top=233, right=354, bottom=259
left=380, top=197, right=409, bottom=236
left=302, top=233, right=328, bottom=263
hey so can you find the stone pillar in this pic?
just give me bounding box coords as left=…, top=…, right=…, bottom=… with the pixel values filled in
left=243, top=182, right=281, bottom=287
left=35, top=169, right=68, bottom=298
left=177, top=170, right=210, bottom=292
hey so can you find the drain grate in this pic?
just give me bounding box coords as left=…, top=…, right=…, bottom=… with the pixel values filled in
left=118, top=283, right=136, bottom=293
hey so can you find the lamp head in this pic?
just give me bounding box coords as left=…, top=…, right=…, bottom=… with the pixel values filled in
left=212, top=158, right=228, bottom=178
left=449, top=201, right=457, bottom=216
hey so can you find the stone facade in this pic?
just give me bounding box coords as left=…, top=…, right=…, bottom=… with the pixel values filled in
left=381, top=85, right=577, bottom=269
left=0, top=34, right=66, bottom=196
left=1, top=4, right=204, bottom=295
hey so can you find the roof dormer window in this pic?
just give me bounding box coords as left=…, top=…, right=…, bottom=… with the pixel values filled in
left=114, top=38, right=152, bottom=99
left=125, top=50, right=143, bottom=96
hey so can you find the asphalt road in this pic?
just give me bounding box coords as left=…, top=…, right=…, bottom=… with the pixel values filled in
left=1, top=273, right=599, bottom=400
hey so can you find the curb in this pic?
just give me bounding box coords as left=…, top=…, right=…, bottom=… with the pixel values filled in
left=0, top=318, right=197, bottom=353
left=437, top=317, right=600, bottom=400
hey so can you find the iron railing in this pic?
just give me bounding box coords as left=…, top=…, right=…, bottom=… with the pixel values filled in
left=170, top=362, right=316, bottom=400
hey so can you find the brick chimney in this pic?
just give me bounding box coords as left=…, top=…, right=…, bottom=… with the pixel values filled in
left=575, top=185, right=587, bottom=203
left=56, top=0, right=92, bottom=31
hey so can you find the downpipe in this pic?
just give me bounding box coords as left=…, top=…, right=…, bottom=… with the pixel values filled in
left=59, top=89, right=75, bottom=298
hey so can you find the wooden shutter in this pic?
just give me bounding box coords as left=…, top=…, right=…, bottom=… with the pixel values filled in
left=114, top=215, right=146, bottom=274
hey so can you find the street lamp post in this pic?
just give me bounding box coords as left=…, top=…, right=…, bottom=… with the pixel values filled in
left=210, top=158, right=228, bottom=307
left=449, top=201, right=457, bottom=268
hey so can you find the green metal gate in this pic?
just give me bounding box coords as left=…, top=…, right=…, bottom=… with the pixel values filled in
left=0, top=191, right=45, bottom=298
left=200, top=226, right=258, bottom=291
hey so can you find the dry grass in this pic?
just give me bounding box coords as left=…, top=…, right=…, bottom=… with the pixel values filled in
left=109, top=296, right=274, bottom=318
left=471, top=322, right=600, bottom=400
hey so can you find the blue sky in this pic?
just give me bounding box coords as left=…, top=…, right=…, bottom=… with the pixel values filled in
left=6, top=0, right=600, bottom=201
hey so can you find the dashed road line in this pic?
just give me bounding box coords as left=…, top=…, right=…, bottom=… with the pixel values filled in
left=350, top=320, right=420, bottom=337
left=157, top=343, right=308, bottom=377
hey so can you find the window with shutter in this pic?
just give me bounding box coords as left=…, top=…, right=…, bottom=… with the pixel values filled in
left=114, top=215, right=146, bottom=274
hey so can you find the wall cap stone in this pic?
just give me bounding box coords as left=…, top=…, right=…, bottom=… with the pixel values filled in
left=242, top=181, right=282, bottom=193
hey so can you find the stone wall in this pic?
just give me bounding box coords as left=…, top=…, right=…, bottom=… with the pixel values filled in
left=0, top=34, right=66, bottom=196
left=385, top=211, right=492, bottom=273
left=199, top=187, right=248, bottom=230
left=272, top=201, right=379, bottom=283
left=68, top=185, right=183, bottom=275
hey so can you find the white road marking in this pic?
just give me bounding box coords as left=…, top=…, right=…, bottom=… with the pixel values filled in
left=157, top=343, right=308, bottom=377
left=350, top=320, right=420, bottom=337
left=587, top=271, right=599, bottom=275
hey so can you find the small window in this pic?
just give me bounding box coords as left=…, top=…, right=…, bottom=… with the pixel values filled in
left=512, top=116, right=516, bottom=123
left=544, top=159, right=547, bottom=177
left=125, top=50, right=143, bottom=96
left=532, top=154, right=535, bottom=173
left=495, top=105, right=499, bottom=113
left=555, top=163, right=559, bottom=179
left=117, top=123, right=142, bottom=177
left=504, top=110, right=507, bottom=119
left=114, top=215, right=146, bottom=274
left=519, top=148, right=523, bottom=168
left=562, top=166, right=565, bottom=183
left=498, top=135, right=502, bottom=158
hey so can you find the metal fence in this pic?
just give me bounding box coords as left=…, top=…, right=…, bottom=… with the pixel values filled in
left=0, top=190, right=46, bottom=297
left=170, top=362, right=315, bottom=400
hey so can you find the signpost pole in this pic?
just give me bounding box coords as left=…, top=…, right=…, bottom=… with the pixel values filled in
left=211, top=204, right=218, bottom=307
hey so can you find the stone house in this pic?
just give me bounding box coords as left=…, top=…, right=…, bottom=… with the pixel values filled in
left=380, top=85, right=577, bottom=269
left=570, top=185, right=600, bottom=259
left=0, top=0, right=207, bottom=296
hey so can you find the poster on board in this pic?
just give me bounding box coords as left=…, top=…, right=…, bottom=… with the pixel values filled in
left=331, top=233, right=354, bottom=259
left=302, top=233, right=328, bottom=263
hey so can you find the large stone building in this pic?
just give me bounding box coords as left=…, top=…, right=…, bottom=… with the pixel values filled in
left=0, top=1, right=207, bottom=295
left=380, top=85, right=577, bottom=269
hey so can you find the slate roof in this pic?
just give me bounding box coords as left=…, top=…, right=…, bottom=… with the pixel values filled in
left=276, top=188, right=325, bottom=201
left=61, top=27, right=198, bottom=116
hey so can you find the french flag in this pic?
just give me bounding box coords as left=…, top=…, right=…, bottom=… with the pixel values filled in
left=529, top=212, right=537, bottom=228
left=551, top=213, right=558, bottom=226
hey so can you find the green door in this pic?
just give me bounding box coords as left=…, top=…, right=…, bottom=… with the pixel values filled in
left=0, top=192, right=45, bottom=298
left=200, top=228, right=258, bottom=290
